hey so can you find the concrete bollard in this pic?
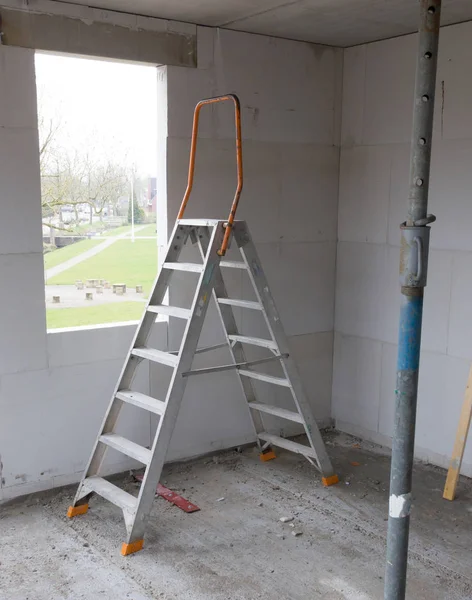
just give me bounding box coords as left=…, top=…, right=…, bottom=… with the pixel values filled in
left=96, top=286, right=103, bottom=294
left=76, top=280, right=84, bottom=290
left=52, top=296, right=60, bottom=304
left=113, top=283, right=126, bottom=295
left=136, top=285, right=143, bottom=293
left=85, top=292, right=93, bottom=301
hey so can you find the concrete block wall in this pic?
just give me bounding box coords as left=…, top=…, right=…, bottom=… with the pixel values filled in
left=154, top=27, right=343, bottom=460
left=1, top=30, right=342, bottom=501
left=333, top=21, right=472, bottom=476
left=0, top=45, right=159, bottom=502
left=5, top=14, right=470, bottom=501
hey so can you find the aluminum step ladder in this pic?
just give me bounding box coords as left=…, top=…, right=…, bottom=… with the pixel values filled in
left=67, top=95, right=338, bottom=556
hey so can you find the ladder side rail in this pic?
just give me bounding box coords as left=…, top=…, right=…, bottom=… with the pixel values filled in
left=197, top=229, right=265, bottom=443
left=127, top=224, right=223, bottom=543
left=72, top=221, right=191, bottom=507
left=234, top=223, right=336, bottom=478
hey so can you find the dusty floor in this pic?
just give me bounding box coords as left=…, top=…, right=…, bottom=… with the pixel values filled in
left=1, top=431, right=472, bottom=599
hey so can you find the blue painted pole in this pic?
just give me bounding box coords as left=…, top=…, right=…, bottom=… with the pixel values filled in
left=384, top=2, right=441, bottom=598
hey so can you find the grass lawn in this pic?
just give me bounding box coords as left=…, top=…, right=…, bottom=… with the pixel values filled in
left=135, top=223, right=157, bottom=237
left=47, top=302, right=143, bottom=329
left=102, top=225, right=132, bottom=237
left=102, top=223, right=157, bottom=237
left=48, top=239, right=158, bottom=294
left=44, top=238, right=102, bottom=270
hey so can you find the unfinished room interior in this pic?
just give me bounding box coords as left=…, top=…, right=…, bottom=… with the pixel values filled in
left=2, top=0, right=472, bottom=598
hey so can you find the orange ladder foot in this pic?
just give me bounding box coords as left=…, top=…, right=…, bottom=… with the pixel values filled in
left=67, top=504, right=89, bottom=518
left=322, top=474, right=339, bottom=487
left=121, top=540, right=144, bottom=556
left=260, top=449, right=277, bottom=462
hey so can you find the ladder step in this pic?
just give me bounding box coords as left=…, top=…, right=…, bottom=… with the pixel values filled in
left=163, top=262, right=203, bottom=273
left=219, top=260, right=246, bottom=269
left=217, top=298, right=262, bottom=311
left=82, top=476, right=137, bottom=512
left=99, top=433, right=152, bottom=465
left=132, top=347, right=179, bottom=367
left=147, top=304, right=191, bottom=319
left=229, top=334, right=278, bottom=351
left=239, top=370, right=290, bottom=387
left=258, top=433, right=317, bottom=459
left=116, top=390, right=166, bottom=415
left=248, top=402, right=303, bottom=424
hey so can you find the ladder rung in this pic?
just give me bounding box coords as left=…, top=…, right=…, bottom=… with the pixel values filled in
left=132, top=347, right=179, bottom=367
left=239, top=370, right=290, bottom=387
left=168, top=342, right=229, bottom=357
left=82, top=476, right=137, bottom=511
left=217, top=298, right=262, bottom=310
left=163, top=262, right=203, bottom=273
left=99, top=433, right=152, bottom=465
left=258, top=433, right=317, bottom=459
left=219, top=261, right=246, bottom=269
left=116, top=390, right=166, bottom=415
left=147, top=304, right=191, bottom=319
left=229, top=334, right=277, bottom=351
left=248, top=402, right=303, bottom=424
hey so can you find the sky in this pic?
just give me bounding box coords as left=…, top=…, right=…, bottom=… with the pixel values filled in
left=35, top=53, right=158, bottom=176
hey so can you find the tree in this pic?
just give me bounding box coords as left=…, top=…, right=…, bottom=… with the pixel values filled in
left=87, top=158, right=129, bottom=222
left=127, top=193, right=145, bottom=224
left=38, top=105, right=130, bottom=235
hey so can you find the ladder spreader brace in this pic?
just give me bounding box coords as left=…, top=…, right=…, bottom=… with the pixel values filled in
left=67, top=95, right=338, bottom=556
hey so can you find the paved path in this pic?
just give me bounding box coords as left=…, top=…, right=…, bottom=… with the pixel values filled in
left=45, top=225, right=147, bottom=281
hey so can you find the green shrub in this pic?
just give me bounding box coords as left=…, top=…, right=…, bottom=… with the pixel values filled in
left=43, top=243, right=57, bottom=254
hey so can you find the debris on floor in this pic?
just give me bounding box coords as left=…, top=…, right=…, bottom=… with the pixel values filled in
left=133, top=474, right=200, bottom=513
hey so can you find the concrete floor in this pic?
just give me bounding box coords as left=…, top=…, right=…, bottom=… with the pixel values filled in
left=1, top=432, right=472, bottom=599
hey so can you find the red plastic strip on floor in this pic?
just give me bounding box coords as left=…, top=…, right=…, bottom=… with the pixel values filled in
left=134, top=475, right=200, bottom=513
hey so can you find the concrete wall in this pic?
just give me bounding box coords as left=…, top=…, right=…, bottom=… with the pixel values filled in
left=0, top=28, right=342, bottom=501
left=3, top=12, right=469, bottom=500
left=0, top=0, right=197, bottom=67
left=334, top=21, right=472, bottom=475
left=0, top=45, right=160, bottom=502
left=157, top=27, right=342, bottom=460
left=4, top=14, right=470, bottom=501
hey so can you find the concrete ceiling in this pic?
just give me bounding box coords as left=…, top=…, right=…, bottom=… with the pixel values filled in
left=64, top=0, right=472, bottom=47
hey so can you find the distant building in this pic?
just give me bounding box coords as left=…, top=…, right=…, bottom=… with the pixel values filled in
left=146, top=177, right=157, bottom=213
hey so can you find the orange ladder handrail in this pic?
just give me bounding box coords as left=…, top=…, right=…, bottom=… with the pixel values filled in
left=177, top=94, right=243, bottom=256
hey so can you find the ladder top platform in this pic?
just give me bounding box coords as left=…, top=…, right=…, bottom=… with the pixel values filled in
left=176, top=218, right=245, bottom=227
